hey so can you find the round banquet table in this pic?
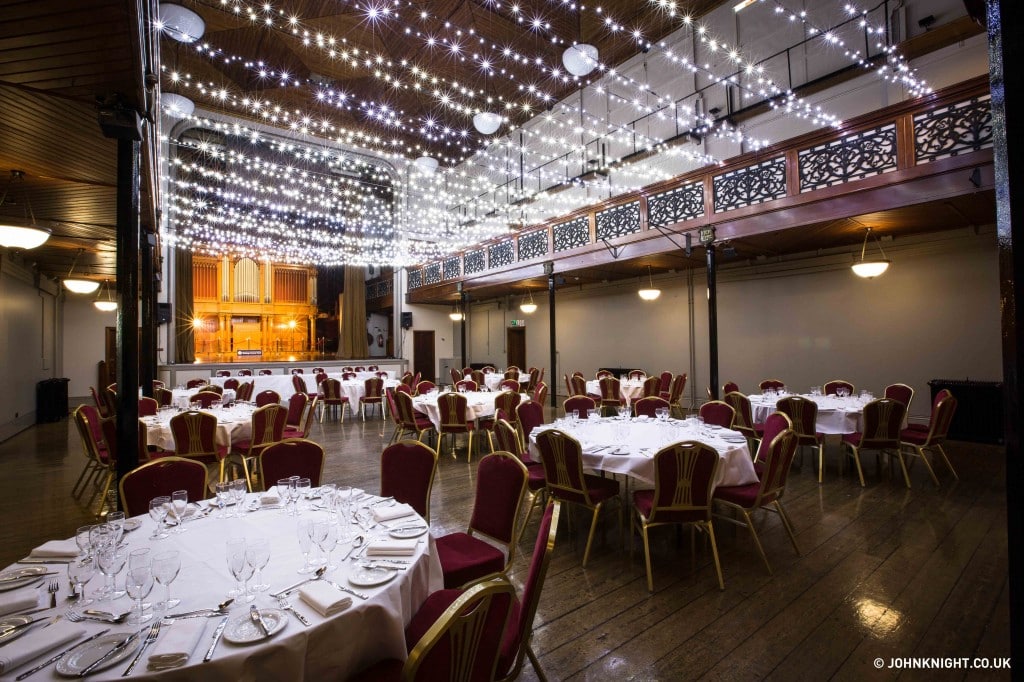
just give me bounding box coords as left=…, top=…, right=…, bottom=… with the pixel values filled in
left=584, top=379, right=646, bottom=406
left=211, top=374, right=398, bottom=409
left=142, top=403, right=257, bottom=452
left=748, top=393, right=868, bottom=435
left=529, top=416, right=757, bottom=488
left=411, top=390, right=529, bottom=432
left=479, top=372, right=531, bottom=392
left=0, top=492, right=442, bottom=680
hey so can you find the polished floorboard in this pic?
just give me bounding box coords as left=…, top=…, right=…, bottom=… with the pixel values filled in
left=0, top=405, right=1010, bottom=681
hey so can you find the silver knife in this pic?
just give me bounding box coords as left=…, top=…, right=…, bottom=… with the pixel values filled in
left=121, top=621, right=161, bottom=676
left=203, top=616, right=228, bottom=662
left=78, top=628, right=144, bottom=677
left=0, top=571, right=58, bottom=583
left=323, top=580, right=369, bottom=600
left=250, top=605, right=271, bottom=636
left=15, top=628, right=111, bottom=681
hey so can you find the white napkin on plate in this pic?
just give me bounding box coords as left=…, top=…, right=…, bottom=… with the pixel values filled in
left=371, top=503, right=416, bottom=523
left=260, top=488, right=281, bottom=505
left=28, top=538, right=79, bottom=559
left=0, top=621, right=84, bottom=674
left=365, top=538, right=418, bottom=557
left=147, top=618, right=208, bottom=670
left=298, top=581, right=352, bottom=617
left=0, top=590, right=38, bottom=616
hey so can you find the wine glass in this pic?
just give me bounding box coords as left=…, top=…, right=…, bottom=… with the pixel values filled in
left=230, top=478, right=248, bottom=511
left=226, top=539, right=253, bottom=601
left=151, top=550, right=181, bottom=611
left=246, top=538, right=271, bottom=592
left=149, top=496, right=170, bottom=539
left=75, top=525, right=96, bottom=557
left=296, top=520, right=315, bottom=573
left=106, top=511, right=125, bottom=546
left=125, top=564, right=154, bottom=624
left=169, top=490, right=189, bottom=533
left=96, top=545, right=127, bottom=601
left=215, top=482, right=231, bottom=518
left=617, top=405, right=630, bottom=420
left=314, top=521, right=339, bottom=572
left=67, top=557, right=95, bottom=609
left=296, top=478, right=311, bottom=513
left=587, top=409, right=599, bottom=420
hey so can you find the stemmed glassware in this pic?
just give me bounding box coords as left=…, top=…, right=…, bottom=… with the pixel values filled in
left=75, top=525, right=95, bottom=557
left=67, top=557, right=95, bottom=609
left=296, top=478, right=311, bottom=513
left=296, top=520, right=316, bottom=573
left=125, top=562, right=154, bottom=624
left=226, top=538, right=255, bottom=602
left=106, top=511, right=125, bottom=545
left=95, top=544, right=127, bottom=601
left=246, top=538, right=270, bottom=592
left=149, top=496, right=170, bottom=539
left=313, top=521, right=339, bottom=572
left=151, top=550, right=181, bottom=611
left=169, top=490, right=189, bottom=533
left=617, top=405, right=630, bottom=420
left=230, top=479, right=248, bottom=511
left=215, top=482, right=231, bottom=518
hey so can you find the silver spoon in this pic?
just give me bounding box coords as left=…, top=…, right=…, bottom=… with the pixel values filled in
left=342, top=535, right=364, bottom=561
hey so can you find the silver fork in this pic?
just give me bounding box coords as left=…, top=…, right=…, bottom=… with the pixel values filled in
left=276, top=597, right=310, bottom=627
left=47, top=579, right=59, bottom=608
left=64, top=610, right=128, bottom=624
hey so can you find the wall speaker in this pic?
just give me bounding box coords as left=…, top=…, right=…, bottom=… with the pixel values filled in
left=401, top=311, right=413, bottom=329
left=157, top=302, right=172, bottom=325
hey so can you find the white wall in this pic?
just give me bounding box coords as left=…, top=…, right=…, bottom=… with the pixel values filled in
left=62, top=296, right=116, bottom=401
left=470, top=228, right=1000, bottom=421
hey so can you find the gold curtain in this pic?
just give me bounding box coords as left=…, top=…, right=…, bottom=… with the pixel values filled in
left=174, top=248, right=195, bottom=363
left=339, top=266, right=368, bottom=358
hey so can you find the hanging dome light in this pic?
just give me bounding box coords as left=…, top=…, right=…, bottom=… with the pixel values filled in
left=414, top=156, right=439, bottom=174
left=158, top=3, right=205, bottom=43
left=473, top=112, right=503, bottom=135
left=519, top=290, right=538, bottom=314
left=162, top=92, right=195, bottom=119
left=562, top=43, right=599, bottom=77
left=851, top=227, right=891, bottom=279
left=94, top=280, right=117, bottom=312
left=638, top=266, right=661, bottom=301
left=0, top=170, right=50, bottom=250
left=64, top=247, right=100, bottom=294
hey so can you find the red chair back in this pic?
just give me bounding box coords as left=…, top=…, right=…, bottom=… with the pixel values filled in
left=750, top=428, right=800, bottom=507
left=381, top=440, right=438, bottom=522
left=563, top=395, right=596, bottom=417
left=237, top=369, right=253, bottom=376
left=394, top=390, right=421, bottom=430
left=699, top=400, right=735, bottom=428
left=118, top=457, right=208, bottom=517
left=154, top=387, right=173, bottom=407
left=642, top=376, right=661, bottom=397
left=668, top=373, right=687, bottom=403
left=824, top=379, right=855, bottom=396
left=255, top=389, right=281, bottom=407
left=342, top=372, right=357, bottom=380
left=884, top=383, right=914, bottom=411
left=450, top=367, right=461, bottom=385
left=248, top=404, right=287, bottom=451
left=395, top=383, right=412, bottom=395
left=569, top=374, right=587, bottom=397
left=258, top=369, right=274, bottom=376
left=292, top=374, right=309, bottom=395
left=471, top=370, right=486, bottom=387
left=236, top=381, right=254, bottom=402
left=215, top=370, right=231, bottom=377
left=138, top=396, right=158, bottom=417
left=291, top=368, right=304, bottom=375
left=532, top=381, right=548, bottom=405
left=759, top=379, right=785, bottom=391
left=185, top=378, right=205, bottom=389
left=312, top=367, right=326, bottom=374
left=858, top=398, right=906, bottom=448
left=647, top=442, right=720, bottom=524
left=659, top=371, right=673, bottom=396
left=723, top=392, right=755, bottom=432
left=535, top=429, right=593, bottom=505
left=260, top=439, right=325, bottom=487
left=499, top=379, right=520, bottom=392
left=437, top=393, right=470, bottom=434
left=190, top=391, right=221, bottom=408
left=492, top=419, right=523, bottom=456
left=776, top=396, right=819, bottom=441
left=493, top=391, right=522, bottom=427
left=516, top=400, right=544, bottom=443
left=285, top=392, right=308, bottom=427
left=91, top=386, right=111, bottom=418
left=723, top=381, right=739, bottom=394
left=170, top=411, right=219, bottom=458
left=754, top=412, right=792, bottom=465
left=224, top=378, right=240, bottom=391
left=633, top=396, right=669, bottom=418
left=469, top=453, right=528, bottom=546
left=415, top=380, right=436, bottom=395
left=595, top=370, right=612, bottom=380
left=628, top=370, right=646, bottom=380
left=100, top=417, right=147, bottom=466
left=74, top=405, right=107, bottom=463
left=456, top=379, right=478, bottom=392
left=363, top=377, right=384, bottom=400
left=598, top=377, right=621, bottom=404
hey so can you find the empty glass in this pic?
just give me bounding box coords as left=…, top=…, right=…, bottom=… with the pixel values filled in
left=587, top=409, right=600, bottom=421
left=125, top=563, right=154, bottom=624
left=226, top=538, right=254, bottom=602
left=152, top=550, right=181, bottom=611
left=296, top=520, right=316, bottom=573
left=96, top=545, right=127, bottom=601
left=571, top=409, right=579, bottom=424
left=313, top=521, right=339, bottom=572
left=67, top=557, right=95, bottom=608
left=617, top=405, right=630, bottom=420
left=106, top=511, right=125, bottom=545
left=215, top=482, right=231, bottom=518
left=296, top=478, right=312, bottom=512
left=246, top=537, right=271, bottom=592
left=169, top=490, right=189, bottom=533
left=656, top=407, right=669, bottom=421
left=75, top=525, right=95, bottom=557
left=149, top=496, right=170, bottom=539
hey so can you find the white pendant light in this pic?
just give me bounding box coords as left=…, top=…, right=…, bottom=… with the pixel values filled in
left=449, top=307, right=464, bottom=321
left=851, top=227, right=891, bottom=279
left=94, top=280, right=118, bottom=312
left=158, top=3, right=205, bottom=43
left=0, top=170, right=50, bottom=250
left=473, top=112, right=502, bottom=135
left=414, top=156, right=439, bottom=174
left=562, top=43, right=599, bottom=77
left=162, top=92, right=195, bottom=119
left=519, top=290, right=538, bottom=314
left=638, top=266, right=661, bottom=301
left=63, top=248, right=99, bottom=294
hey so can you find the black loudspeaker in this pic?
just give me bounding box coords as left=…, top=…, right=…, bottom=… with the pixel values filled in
left=401, top=311, right=413, bottom=329
left=157, top=302, right=172, bottom=325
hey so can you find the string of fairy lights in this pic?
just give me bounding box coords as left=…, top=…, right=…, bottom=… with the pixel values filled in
left=160, top=0, right=931, bottom=267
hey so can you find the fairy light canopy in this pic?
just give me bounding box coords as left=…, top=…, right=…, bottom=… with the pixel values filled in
left=156, top=0, right=932, bottom=267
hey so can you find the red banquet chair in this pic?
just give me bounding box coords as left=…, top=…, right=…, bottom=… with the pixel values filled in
left=563, top=395, right=597, bottom=418
left=699, top=400, right=736, bottom=429
left=494, top=418, right=546, bottom=541
left=498, top=378, right=520, bottom=392
left=884, top=383, right=915, bottom=413
left=532, top=381, right=548, bottom=405
left=633, top=396, right=670, bottom=418
left=237, top=369, right=253, bottom=376
left=722, top=381, right=740, bottom=394
left=283, top=392, right=308, bottom=433
left=361, top=377, right=385, bottom=421
left=598, top=376, right=623, bottom=416
left=381, top=440, right=438, bottom=523
left=154, top=387, right=173, bottom=408
left=258, top=369, right=274, bottom=376
left=259, top=438, right=325, bottom=489
left=169, top=410, right=230, bottom=483
left=841, top=397, right=907, bottom=487
left=138, top=396, right=158, bottom=417
left=229, top=403, right=287, bottom=490
left=456, top=379, right=478, bottom=392
left=189, top=391, right=221, bottom=409
left=215, top=370, right=231, bottom=377
left=393, top=390, right=434, bottom=443
left=898, top=391, right=958, bottom=487
left=435, top=392, right=480, bottom=461
left=667, top=373, right=688, bottom=417
left=759, top=379, right=785, bottom=391
left=223, top=378, right=240, bottom=391
left=642, top=376, right=661, bottom=398
left=255, top=389, right=281, bottom=407
left=436, top=452, right=528, bottom=588
left=118, top=456, right=208, bottom=517
left=776, top=396, right=826, bottom=483
left=318, top=379, right=351, bottom=422
left=824, top=379, right=855, bottom=396
left=723, top=391, right=763, bottom=444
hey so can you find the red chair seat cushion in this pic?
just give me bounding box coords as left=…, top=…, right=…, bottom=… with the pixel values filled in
left=633, top=489, right=712, bottom=523
left=841, top=432, right=862, bottom=447
left=553, top=473, right=619, bottom=506
left=436, top=532, right=506, bottom=588
left=713, top=482, right=761, bottom=509
left=526, top=463, right=546, bottom=491
left=905, top=423, right=930, bottom=433
left=753, top=423, right=765, bottom=437
left=899, top=428, right=929, bottom=445
left=283, top=427, right=303, bottom=439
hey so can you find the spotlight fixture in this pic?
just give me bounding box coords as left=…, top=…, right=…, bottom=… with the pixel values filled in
left=94, top=279, right=118, bottom=311
left=519, top=290, right=538, bottom=314
left=638, top=266, right=661, bottom=301
left=63, top=248, right=99, bottom=294
left=0, top=170, right=50, bottom=250
left=851, top=228, right=891, bottom=279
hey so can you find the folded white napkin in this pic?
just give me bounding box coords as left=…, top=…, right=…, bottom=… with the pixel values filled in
left=298, top=581, right=352, bottom=617
left=0, top=590, right=38, bottom=617
left=371, top=503, right=416, bottom=523
left=28, top=538, right=79, bottom=559
left=147, top=618, right=208, bottom=670
left=365, top=538, right=418, bottom=557
left=260, top=488, right=281, bottom=505
left=0, top=621, right=85, bottom=674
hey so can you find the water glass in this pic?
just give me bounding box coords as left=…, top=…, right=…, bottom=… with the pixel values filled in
left=68, top=557, right=95, bottom=608
left=125, top=564, right=154, bottom=624
left=106, top=511, right=125, bottom=546
left=571, top=409, right=579, bottom=424
left=149, top=497, right=170, bottom=539
left=296, top=520, right=316, bottom=573
left=230, top=478, right=248, bottom=510
left=96, top=545, right=127, bottom=601
left=152, top=550, right=181, bottom=611
left=75, top=525, right=95, bottom=557
left=296, top=477, right=312, bottom=512
left=226, top=538, right=254, bottom=601
left=314, top=521, right=339, bottom=572
left=169, top=490, right=189, bottom=533
left=618, top=405, right=630, bottom=420
left=246, top=537, right=271, bottom=592
left=587, top=409, right=599, bottom=421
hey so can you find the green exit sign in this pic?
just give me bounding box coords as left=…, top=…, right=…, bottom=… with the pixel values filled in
left=509, top=319, right=526, bottom=327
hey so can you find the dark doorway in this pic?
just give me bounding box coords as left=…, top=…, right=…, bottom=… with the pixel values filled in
left=507, top=327, right=526, bottom=370
left=413, top=330, right=435, bottom=382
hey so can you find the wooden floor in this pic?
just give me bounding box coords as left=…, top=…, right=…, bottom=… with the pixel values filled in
left=0, top=405, right=1011, bottom=681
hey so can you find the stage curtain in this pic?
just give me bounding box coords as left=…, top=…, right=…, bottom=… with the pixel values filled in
left=339, top=266, right=368, bottom=359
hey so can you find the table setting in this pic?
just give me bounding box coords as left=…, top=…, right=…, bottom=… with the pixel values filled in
left=584, top=379, right=646, bottom=406
left=411, top=388, right=527, bottom=432
left=748, top=387, right=873, bottom=434
left=140, top=403, right=258, bottom=452
left=0, top=483, right=441, bottom=680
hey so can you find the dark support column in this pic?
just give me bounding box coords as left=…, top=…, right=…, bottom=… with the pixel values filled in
left=140, top=234, right=156, bottom=398
left=101, top=106, right=143, bottom=488
left=706, top=243, right=719, bottom=402
left=548, top=273, right=557, bottom=410
left=459, top=290, right=468, bottom=371
left=990, top=0, right=1023, bottom=664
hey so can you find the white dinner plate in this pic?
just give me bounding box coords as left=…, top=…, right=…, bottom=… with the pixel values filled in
left=389, top=525, right=428, bottom=539
left=56, top=632, right=141, bottom=676
left=222, top=608, right=287, bottom=644
left=349, top=565, right=397, bottom=587
left=0, top=565, right=48, bottom=591
left=0, top=615, right=37, bottom=645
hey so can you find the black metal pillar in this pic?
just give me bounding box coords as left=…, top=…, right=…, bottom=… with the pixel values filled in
left=706, top=243, right=719, bottom=401
left=990, top=0, right=1023, bottom=665
left=459, top=290, right=468, bottom=371
left=548, top=273, right=557, bottom=410
left=140, top=233, right=156, bottom=398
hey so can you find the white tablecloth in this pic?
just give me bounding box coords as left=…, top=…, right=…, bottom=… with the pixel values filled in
left=584, top=379, right=646, bottom=406
left=412, top=391, right=516, bottom=432
left=530, top=417, right=757, bottom=487
left=748, top=394, right=867, bottom=435
left=476, top=373, right=530, bottom=392
left=142, top=404, right=257, bottom=451
left=211, top=373, right=395, bottom=405
left=337, top=379, right=401, bottom=412
left=0, top=493, right=442, bottom=680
